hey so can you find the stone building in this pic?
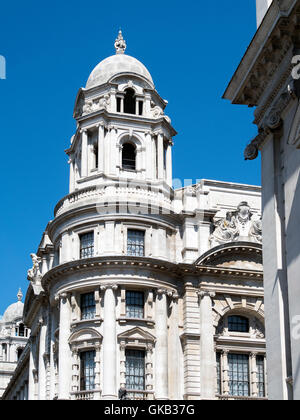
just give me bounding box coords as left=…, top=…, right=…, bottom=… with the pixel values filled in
left=224, top=0, right=300, bottom=400
left=2, top=32, right=266, bottom=400
left=0, top=290, right=29, bottom=398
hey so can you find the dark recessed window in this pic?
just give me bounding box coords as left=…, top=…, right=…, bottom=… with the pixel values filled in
left=80, top=351, right=96, bottom=391
left=228, top=316, right=249, bottom=333
left=122, top=143, right=136, bottom=171
left=126, top=291, right=144, bottom=319
left=80, top=232, right=94, bottom=259
left=81, top=293, right=96, bottom=320
left=124, top=88, right=136, bottom=114
left=126, top=349, right=145, bottom=391
left=127, top=230, right=145, bottom=257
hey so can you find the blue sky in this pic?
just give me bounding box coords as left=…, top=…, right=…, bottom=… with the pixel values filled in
left=0, top=0, right=260, bottom=314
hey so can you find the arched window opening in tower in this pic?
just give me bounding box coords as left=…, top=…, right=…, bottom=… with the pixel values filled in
left=122, top=143, right=136, bottom=171
left=124, top=88, right=136, bottom=115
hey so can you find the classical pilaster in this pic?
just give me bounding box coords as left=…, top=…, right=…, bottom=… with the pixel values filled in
left=101, top=284, right=118, bottom=400
left=222, top=350, right=230, bottom=396
left=198, top=290, right=216, bottom=400
left=155, top=289, right=169, bottom=400
left=94, top=346, right=101, bottom=399
left=58, top=293, right=72, bottom=400
left=250, top=352, right=258, bottom=397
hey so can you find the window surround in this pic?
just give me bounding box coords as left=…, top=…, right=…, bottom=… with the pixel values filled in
left=123, top=225, right=148, bottom=257
left=118, top=288, right=154, bottom=326
left=215, top=349, right=267, bottom=399
left=118, top=327, right=155, bottom=398
left=69, top=329, right=102, bottom=399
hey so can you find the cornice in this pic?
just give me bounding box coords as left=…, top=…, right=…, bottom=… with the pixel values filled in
left=41, top=255, right=263, bottom=293
left=223, top=0, right=299, bottom=106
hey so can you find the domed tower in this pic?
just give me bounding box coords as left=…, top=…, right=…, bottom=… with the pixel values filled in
left=0, top=290, right=29, bottom=398
left=67, top=30, right=176, bottom=198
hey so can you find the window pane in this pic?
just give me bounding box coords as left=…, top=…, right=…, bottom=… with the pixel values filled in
left=80, top=351, right=96, bottom=391
left=127, top=230, right=145, bottom=257
left=257, top=356, right=266, bottom=398
left=80, top=232, right=94, bottom=259
left=125, top=350, right=145, bottom=391
left=81, top=293, right=96, bottom=320
left=126, top=291, right=144, bottom=319
left=228, top=354, right=250, bottom=397
left=228, top=316, right=249, bottom=333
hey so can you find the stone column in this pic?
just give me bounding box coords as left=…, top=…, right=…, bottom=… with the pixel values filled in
left=199, top=290, right=216, bottom=400
left=49, top=310, right=57, bottom=400
left=169, top=293, right=180, bottom=400
left=157, top=133, right=164, bottom=181
left=97, top=123, right=104, bottom=173
left=58, top=293, right=72, bottom=400
left=155, top=289, right=169, bottom=400
left=101, top=284, right=118, bottom=400
left=28, top=336, right=37, bottom=400
left=69, top=156, right=75, bottom=192
left=250, top=352, right=258, bottom=397
left=38, top=318, right=47, bottom=400
left=81, top=130, right=88, bottom=177
left=166, top=141, right=173, bottom=187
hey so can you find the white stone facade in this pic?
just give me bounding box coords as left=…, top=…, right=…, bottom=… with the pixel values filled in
left=224, top=0, right=300, bottom=401
left=2, top=32, right=265, bottom=401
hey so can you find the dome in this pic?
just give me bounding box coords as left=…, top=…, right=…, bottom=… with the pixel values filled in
left=2, top=289, right=24, bottom=323
left=86, top=31, right=154, bottom=90
left=86, top=54, right=154, bottom=90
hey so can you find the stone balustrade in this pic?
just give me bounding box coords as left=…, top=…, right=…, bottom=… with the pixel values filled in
left=54, top=184, right=173, bottom=217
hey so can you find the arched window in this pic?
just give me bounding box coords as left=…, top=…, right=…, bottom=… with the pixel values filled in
left=228, top=315, right=249, bottom=333
left=122, top=143, right=136, bottom=171
left=124, top=88, right=136, bottom=115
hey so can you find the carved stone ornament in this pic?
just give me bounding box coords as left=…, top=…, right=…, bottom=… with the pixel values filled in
left=27, top=253, right=42, bottom=284
left=114, top=30, right=127, bottom=55
left=210, top=202, right=262, bottom=247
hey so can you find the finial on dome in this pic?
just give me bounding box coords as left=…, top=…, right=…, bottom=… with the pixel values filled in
left=114, top=29, right=127, bottom=55
left=17, top=288, right=23, bottom=302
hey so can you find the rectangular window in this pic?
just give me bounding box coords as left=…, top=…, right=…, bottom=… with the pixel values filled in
left=81, top=293, right=96, bottom=320
left=125, top=349, right=145, bottom=391
left=228, top=316, right=249, bottom=333
left=257, top=355, right=266, bottom=398
left=127, top=230, right=145, bottom=257
left=80, top=232, right=94, bottom=259
left=126, top=291, right=144, bottom=319
left=228, top=353, right=250, bottom=397
left=216, top=352, right=222, bottom=395
left=80, top=351, right=96, bottom=391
